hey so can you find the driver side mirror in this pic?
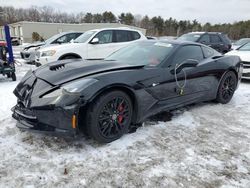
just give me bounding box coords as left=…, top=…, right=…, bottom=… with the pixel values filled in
left=90, top=38, right=99, bottom=44
left=172, top=59, right=199, bottom=74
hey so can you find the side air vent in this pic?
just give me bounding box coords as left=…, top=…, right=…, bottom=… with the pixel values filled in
left=49, top=64, right=65, bottom=71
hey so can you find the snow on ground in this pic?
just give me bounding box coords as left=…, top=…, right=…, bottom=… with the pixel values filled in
left=0, top=53, right=250, bottom=187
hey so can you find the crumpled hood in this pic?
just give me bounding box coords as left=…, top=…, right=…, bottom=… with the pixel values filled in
left=34, top=59, right=144, bottom=85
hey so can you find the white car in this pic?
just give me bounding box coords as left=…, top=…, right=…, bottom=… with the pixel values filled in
left=231, top=38, right=250, bottom=50
left=226, top=42, right=250, bottom=79
left=21, top=32, right=83, bottom=63
left=36, top=28, right=147, bottom=66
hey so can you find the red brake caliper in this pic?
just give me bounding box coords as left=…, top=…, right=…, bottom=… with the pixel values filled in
left=117, top=104, right=124, bottom=124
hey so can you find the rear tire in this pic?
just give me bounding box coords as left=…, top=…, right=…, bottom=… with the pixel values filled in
left=216, top=71, right=237, bottom=104
left=86, top=90, right=133, bottom=143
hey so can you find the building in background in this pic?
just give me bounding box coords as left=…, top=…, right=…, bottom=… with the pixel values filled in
left=0, top=21, right=146, bottom=43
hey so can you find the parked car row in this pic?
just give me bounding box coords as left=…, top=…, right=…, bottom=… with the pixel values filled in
left=15, top=27, right=250, bottom=82
left=17, top=29, right=250, bottom=81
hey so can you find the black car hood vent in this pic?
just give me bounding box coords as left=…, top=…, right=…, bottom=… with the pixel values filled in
left=49, top=64, right=65, bottom=71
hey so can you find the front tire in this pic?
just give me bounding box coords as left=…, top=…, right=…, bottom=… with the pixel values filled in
left=216, top=71, right=237, bottom=104
left=86, top=91, right=133, bottom=143
left=11, top=72, right=16, bottom=81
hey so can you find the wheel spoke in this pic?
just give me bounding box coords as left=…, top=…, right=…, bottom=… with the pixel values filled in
left=104, top=123, right=112, bottom=136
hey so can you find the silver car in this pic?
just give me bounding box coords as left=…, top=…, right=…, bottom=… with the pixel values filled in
left=20, top=31, right=83, bottom=63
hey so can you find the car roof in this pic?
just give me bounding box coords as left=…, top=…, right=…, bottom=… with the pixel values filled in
left=188, top=31, right=225, bottom=35
left=58, top=31, right=84, bottom=35
left=88, top=27, right=141, bottom=32
left=140, top=39, right=203, bottom=46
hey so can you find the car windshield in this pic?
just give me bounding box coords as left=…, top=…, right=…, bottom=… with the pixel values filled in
left=105, top=41, right=176, bottom=66
left=45, top=33, right=64, bottom=44
left=74, top=31, right=96, bottom=43
left=234, top=38, right=250, bottom=46
left=177, top=33, right=201, bottom=42
left=238, top=42, right=250, bottom=51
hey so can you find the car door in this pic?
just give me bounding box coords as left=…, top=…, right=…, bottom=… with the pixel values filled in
left=87, top=30, right=117, bottom=59
left=209, top=34, right=224, bottom=52
left=145, top=45, right=216, bottom=109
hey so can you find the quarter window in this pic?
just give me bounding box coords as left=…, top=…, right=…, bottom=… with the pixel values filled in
left=130, top=31, right=141, bottom=40
left=172, top=45, right=204, bottom=65
left=202, top=46, right=214, bottom=58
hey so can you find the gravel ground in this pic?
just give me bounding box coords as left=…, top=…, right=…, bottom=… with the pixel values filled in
left=0, top=59, right=249, bottom=188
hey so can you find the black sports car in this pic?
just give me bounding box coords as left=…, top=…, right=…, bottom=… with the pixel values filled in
left=12, top=40, right=243, bottom=143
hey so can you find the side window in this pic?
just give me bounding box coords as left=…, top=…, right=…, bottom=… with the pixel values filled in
left=199, top=34, right=210, bottom=44
left=210, top=35, right=222, bottom=43
left=172, top=45, right=204, bottom=65
left=115, top=30, right=130, bottom=42
left=130, top=31, right=141, bottom=41
left=94, top=30, right=113, bottom=44
left=202, top=46, right=214, bottom=58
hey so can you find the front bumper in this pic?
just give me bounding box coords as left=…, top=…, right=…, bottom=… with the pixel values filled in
left=242, top=61, right=250, bottom=79
left=12, top=104, right=78, bottom=137
left=20, top=51, right=36, bottom=62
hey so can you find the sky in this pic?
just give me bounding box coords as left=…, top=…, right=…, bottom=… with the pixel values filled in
left=1, top=0, right=250, bottom=24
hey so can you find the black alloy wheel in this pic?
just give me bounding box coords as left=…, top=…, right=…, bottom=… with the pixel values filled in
left=86, top=90, right=133, bottom=143
left=216, top=71, right=237, bottom=104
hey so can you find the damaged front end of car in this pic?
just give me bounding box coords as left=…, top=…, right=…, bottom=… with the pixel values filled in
left=11, top=69, right=95, bottom=137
